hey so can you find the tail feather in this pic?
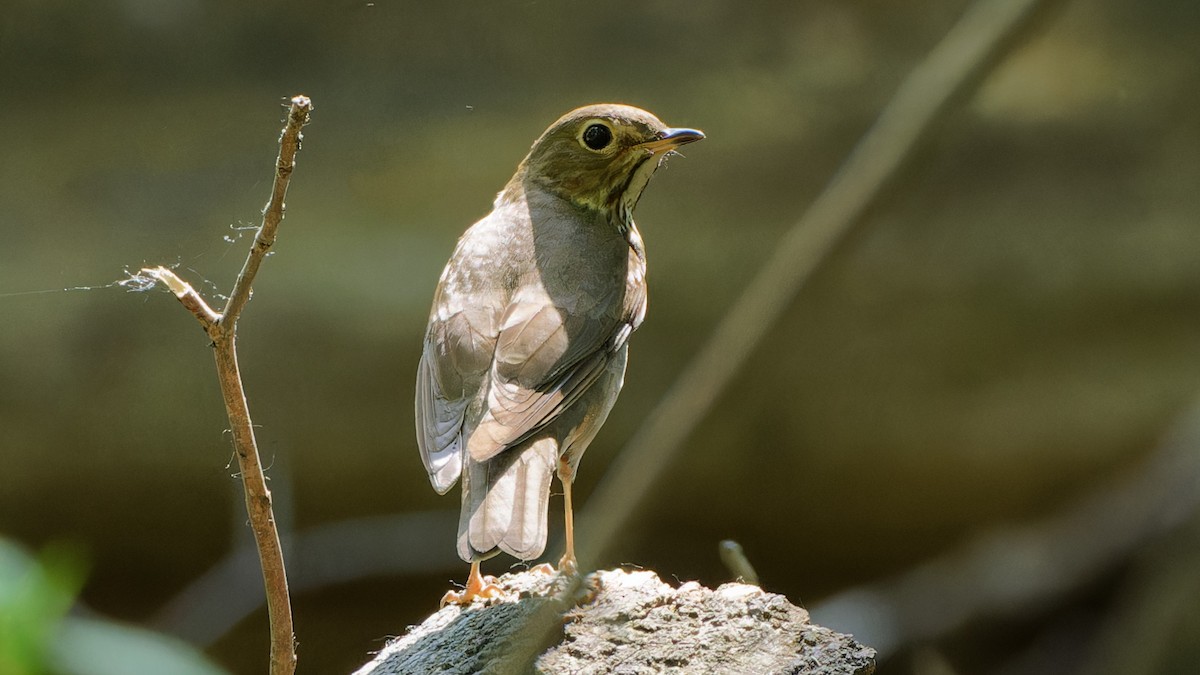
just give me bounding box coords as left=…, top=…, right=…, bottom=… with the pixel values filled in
left=457, top=437, right=557, bottom=562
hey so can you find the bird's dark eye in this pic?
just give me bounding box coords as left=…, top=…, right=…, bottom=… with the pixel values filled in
left=582, top=123, right=612, bottom=151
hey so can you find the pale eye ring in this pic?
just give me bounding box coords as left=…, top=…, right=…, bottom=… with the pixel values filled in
left=580, top=121, right=613, bottom=151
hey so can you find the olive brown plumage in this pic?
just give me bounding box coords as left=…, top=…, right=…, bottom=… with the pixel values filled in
left=416, top=104, right=703, bottom=603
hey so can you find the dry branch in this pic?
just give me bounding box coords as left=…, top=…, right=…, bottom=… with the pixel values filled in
left=354, top=569, right=875, bottom=675
left=575, top=0, right=1062, bottom=568
left=137, top=95, right=312, bottom=675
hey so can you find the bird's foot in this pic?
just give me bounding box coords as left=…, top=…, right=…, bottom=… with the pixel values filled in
left=528, top=563, right=556, bottom=576
left=557, top=554, right=579, bottom=577
left=440, top=573, right=503, bottom=607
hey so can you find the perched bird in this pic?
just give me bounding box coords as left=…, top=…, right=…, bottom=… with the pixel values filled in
left=416, top=103, right=703, bottom=603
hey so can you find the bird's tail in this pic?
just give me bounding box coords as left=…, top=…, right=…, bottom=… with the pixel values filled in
left=457, top=437, right=557, bottom=562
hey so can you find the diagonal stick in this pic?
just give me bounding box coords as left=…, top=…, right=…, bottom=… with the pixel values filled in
left=576, top=0, right=1060, bottom=567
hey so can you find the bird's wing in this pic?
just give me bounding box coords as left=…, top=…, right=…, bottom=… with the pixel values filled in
left=465, top=283, right=632, bottom=463
left=416, top=297, right=500, bottom=494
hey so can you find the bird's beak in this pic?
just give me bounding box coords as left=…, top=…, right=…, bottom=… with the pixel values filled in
left=638, top=127, right=705, bottom=155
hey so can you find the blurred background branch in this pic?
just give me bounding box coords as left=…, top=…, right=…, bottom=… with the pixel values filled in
left=813, top=395, right=1200, bottom=662
left=151, top=511, right=459, bottom=648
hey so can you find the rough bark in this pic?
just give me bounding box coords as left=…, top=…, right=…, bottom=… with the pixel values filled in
left=353, top=568, right=875, bottom=675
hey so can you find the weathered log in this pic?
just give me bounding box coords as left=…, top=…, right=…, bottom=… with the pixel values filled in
left=354, top=568, right=875, bottom=675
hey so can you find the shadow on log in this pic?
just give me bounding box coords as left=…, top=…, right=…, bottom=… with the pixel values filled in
left=353, top=568, right=875, bottom=674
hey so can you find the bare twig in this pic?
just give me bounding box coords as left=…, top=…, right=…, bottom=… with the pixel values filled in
left=138, top=95, right=312, bottom=675
left=140, top=267, right=221, bottom=328
left=222, top=101, right=307, bottom=327
left=575, top=0, right=1060, bottom=568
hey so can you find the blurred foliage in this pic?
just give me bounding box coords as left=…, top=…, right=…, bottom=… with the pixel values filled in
left=0, top=540, right=85, bottom=674
left=1, top=0, right=1199, bottom=673
left=53, top=616, right=229, bottom=675
left=0, top=538, right=227, bottom=675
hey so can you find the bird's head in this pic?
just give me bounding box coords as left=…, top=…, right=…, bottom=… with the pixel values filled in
left=505, top=104, right=704, bottom=222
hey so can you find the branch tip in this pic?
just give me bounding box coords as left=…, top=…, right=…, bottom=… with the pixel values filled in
left=140, top=266, right=191, bottom=298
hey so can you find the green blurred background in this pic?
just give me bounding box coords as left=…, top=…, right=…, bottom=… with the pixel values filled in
left=3, top=0, right=1200, bottom=672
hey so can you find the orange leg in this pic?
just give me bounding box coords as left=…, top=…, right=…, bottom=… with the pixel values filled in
left=558, top=462, right=578, bottom=575
left=440, top=560, right=503, bottom=606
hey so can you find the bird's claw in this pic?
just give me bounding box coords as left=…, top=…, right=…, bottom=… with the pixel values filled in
left=440, top=574, right=504, bottom=607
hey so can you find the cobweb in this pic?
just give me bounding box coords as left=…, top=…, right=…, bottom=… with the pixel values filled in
left=0, top=219, right=260, bottom=301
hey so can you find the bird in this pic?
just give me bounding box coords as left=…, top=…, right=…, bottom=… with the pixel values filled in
left=415, top=103, right=703, bottom=604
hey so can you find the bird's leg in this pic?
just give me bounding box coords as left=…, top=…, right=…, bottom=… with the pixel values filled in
left=440, top=560, right=503, bottom=606
left=558, top=459, right=579, bottom=575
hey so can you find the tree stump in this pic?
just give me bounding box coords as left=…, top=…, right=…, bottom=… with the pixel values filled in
left=353, top=568, right=875, bottom=674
